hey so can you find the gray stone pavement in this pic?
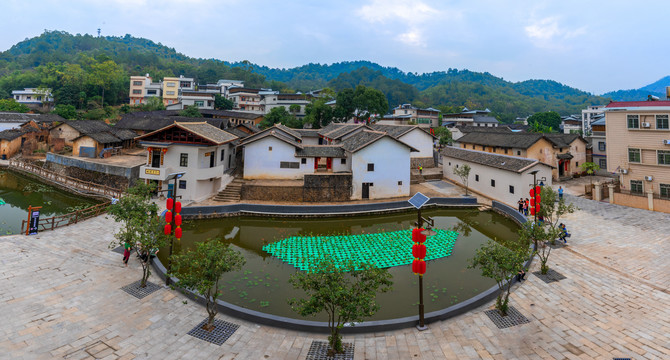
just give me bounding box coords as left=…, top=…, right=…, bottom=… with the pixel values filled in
left=0, top=195, right=669, bottom=359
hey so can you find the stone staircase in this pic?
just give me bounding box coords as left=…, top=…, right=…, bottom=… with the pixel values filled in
left=213, top=178, right=244, bottom=202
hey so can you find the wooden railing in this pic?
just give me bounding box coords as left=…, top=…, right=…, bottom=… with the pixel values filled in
left=21, top=201, right=111, bottom=234
left=8, top=159, right=124, bottom=199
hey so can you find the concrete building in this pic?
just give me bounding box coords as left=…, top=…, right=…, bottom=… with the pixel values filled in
left=135, top=122, right=238, bottom=203
left=228, top=88, right=263, bottom=113
left=129, top=74, right=162, bottom=105
left=11, top=88, right=53, bottom=111
left=560, top=115, right=582, bottom=134
left=261, top=93, right=311, bottom=117
left=605, top=100, right=670, bottom=213
left=442, top=108, right=499, bottom=128
left=587, top=117, right=608, bottom=174
left=442, top=146, right=553, bottom=207
left=582, top=105, right=606, bottom=135
left=379, top=104, right=441, bottom=128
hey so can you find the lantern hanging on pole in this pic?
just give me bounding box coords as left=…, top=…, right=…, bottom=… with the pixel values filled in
left=536, top=194, right=541, bottom=203
left=175, top=226, right=182, bottom=239
left=412, top=259, right=420, bottom=274
left=530, top=198, right=535, bottom=207
left=412, top=243, right=427, bottom=259
left=412, top=228, right=426, bottom=243
left=175, top=201, right=182, bottom=213
left=166, top=198, right=173, bottom=210
left=418, top=260, right=426, bottom=275
left=529, top=188, right=535, bottom=197
left=174, top=214, right=182, bottom=226
left=165, top=210, right=172, bottom=223
left=164, top=224, right=171, bottom=235
left=535, top=185, right=541, bottom=194
left=535, top=203, right=540, bottom=213
left=530, top=207, right=535, bottom=216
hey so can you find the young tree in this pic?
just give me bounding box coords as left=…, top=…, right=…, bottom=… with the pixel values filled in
left=289, top=259, right=393, bottom=355
left=0, top=99, right=30, bottom=113
left=305, top=98, right=334, bottom=129
left=579, top=162, right=600, bottom=185
left=52, top=104, right=77, bottom=119
left=87, top=59, right=124, bottom=106
left=108, top=183, right=168, bottom=287
left=433, top=127, right=452, bottom=146
left=453, top=164, right=471, bottom=195
left=178, top=106, right=202, bottom=118
left=288, top=104, right=301, bottom=114
left=259, top=106, right=299, bottom=129
left=170, top=238, right=245, bottom=331
left=527, top=111, right=561, bottom=131
left=469, top=237, right=530, bottom=316
left=214, top=94, right=233, bottom=110
left=352, top=85, right=388, bottom=124
left=142, top=97, right=166, bottom=111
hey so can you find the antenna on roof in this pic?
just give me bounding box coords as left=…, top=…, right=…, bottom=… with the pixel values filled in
left=97, top=28, right=101, bottom=37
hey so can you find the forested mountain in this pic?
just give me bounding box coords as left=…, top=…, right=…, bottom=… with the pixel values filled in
left=600, top=75, right=669, bottom=101
left=0, top=30, right=630, bottom=123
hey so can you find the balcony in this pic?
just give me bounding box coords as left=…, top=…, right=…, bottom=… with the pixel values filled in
left=193, top=165, right=224, bottom=180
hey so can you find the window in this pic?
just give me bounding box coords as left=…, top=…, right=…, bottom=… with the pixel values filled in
left=280, top=161, right=300, bottom=169
left=398, top=181, right=403, bottom=186
left=268, top=146, right=272, bottom=151
left=627, top=115, right=639, bottom=129
left=576, top=161, right=579, bottom=167
left=180, top=81, right=191, bottom=88
left=132, top=89, right=142, bottom=94
left=658, top=150, right=670, bottom=165
left=341, top=158, right=346, bottom=164
left=167, top=82, right=176, bottom=87
left=26, top=96, right=31, bottom=100
left=179, top=153, right=188, bottom=167
left=660, top=184, right=670, bottom=199
left=657, top=115, right=669, bottom=129
left=491, top=179, right=495, bottom=187
left=509, top=185, right=515, bottom=194
left=448, top=162, right=451, bottom=166
left=194, top=101, right=204, bottom=107
left=133, top=81, right=142, bottom=86
left=220, top=149, right=225, bottom=161
left=178, top=180, right=187, bottom=189
left=147, top=90, right=157, bottom=95
left=367, top=163, right=374, bottom=171
left=598, top=142, right=606, bottom=151
left=475, top=174, right=479, bottom=182
left=517, top=151, right=521, bottom=155
left=301, top=158, right=307, bottom=164
left=166, top=91, right=175, bottom=96
left=504, top=148, right=508, bottom=154
left=599, top=158, right=607, bottom=169
left=481, top=146, right=486, bottom=151
left=628, top=148, right=641, bottom=163
left=630, top=180, right=643, bottom=194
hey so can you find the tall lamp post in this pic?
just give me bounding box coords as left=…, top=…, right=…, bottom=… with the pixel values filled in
left=408, top=192, right=436, bottom=331
left=164, top=172, right=185, bottom=286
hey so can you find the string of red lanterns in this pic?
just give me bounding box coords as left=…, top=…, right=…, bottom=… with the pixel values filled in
left=529, top=185, right=541, bottom=215
left=164, top=198, right=182, bottom=241
left=411, top=228, right=427, bottom=275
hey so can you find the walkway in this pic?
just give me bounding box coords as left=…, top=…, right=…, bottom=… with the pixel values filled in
left=0, top=195, right=668, bottom=359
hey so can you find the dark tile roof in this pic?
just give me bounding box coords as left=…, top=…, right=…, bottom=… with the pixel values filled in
left=62, top=120, right=113, bottom=135
left=543, top=133, right=584, bottom=148
left=0, top=112, right=64, bottom=122
left=295, top=145, right=346, bottom=158
left=472, top=115, right=499, bottom=124
left=273, top=124, right=302, bottom=140
left=557, top=152, right=574, bottom=159
left=292, top=129, right=320, bottom=137
left=500, top=124, right=530, bottom=131
left=224, top=128, right=252, bottom=139
left=200, top=109, right=264, bottom=120
left=340, top=130, right=386, bottom=152
left=0, top=129, right=25, bottom=141
left=236, top=122, right=261, bottom=133
left=457, top=132, right=544, bottom=149
left=84, top=132, right=122, bottom=144
left=370, top=124, right=415, bottom=138
left=110, top=128, right=139, bottom=141
left=240, top=130, right=303, bottom=148
left=441, top=146, right=542, bottom=173
left=458, top=125, right=513, bottom=134
left=116, top=115, right=225, bottom=132
left=176, top=122, right=238, bottom=144
left=319, top=123, right=365, bottom=140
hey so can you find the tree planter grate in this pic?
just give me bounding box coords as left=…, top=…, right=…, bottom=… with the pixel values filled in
left=613, top=358, right=631, bottom=360
left=306, top=341, right=355, bottom=360
left=547, top=241, right=567, bottom=249
left=533, top=269, right=567, bottom=284
left=484, top=306, right=530, bottom=329
left=187, top=318, right=239, bottom=346
left=112, top=245, right=125, bottom=254
left=121, top=280, right=162, bottom=299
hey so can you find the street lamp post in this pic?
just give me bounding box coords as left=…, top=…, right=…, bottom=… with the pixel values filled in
left=164, top=172, right=185, bottom=286
left=408, top=192, right=435, bottom=331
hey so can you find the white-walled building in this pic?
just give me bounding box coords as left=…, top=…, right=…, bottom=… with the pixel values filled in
left=135, top=122, right=238, bottom=203
left=442, top=146, right=553, bottom=207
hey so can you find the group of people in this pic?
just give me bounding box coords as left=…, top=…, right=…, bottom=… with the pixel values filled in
left=122, top=241, right=159, bottom=267
left=517, top=198, right=531, bottom=215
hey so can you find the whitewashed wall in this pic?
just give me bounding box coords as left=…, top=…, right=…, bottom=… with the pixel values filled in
left=351, top=137, right=410, bottom=199
left=243, top=137, right=310, bottom=179
left=398, top=129, right=433, bottom=158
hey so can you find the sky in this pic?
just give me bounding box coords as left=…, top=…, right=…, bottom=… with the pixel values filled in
left=2, top=0, right=669, bottom=95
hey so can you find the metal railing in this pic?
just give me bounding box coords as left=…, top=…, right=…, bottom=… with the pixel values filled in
left=21, top=201, right=110, bottom=234
left=8, top=159, right=124, bottom=199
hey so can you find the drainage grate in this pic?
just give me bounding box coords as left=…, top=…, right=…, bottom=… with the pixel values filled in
left=484, top=306, right=530, bottom=329
left=613, top=358, right=632, bottom=360
left=121, top=280, right=162, bottom=299
left=533, top=269, right=567, bottom=284
left=306, top=341, right=355, bottom=360
left=112, top=245, right=125, bottom=254
left=187, top=318, right=239, bottom=346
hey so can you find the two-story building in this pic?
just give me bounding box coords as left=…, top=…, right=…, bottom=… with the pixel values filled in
left=11, top=88, right=53, bottom=111
left=605, top=100, right=670, bottom=212
left=379, top=104, right=441, bottom=128
left=442, top=108, right=499, bottom=128
left=135, top=122, right=238, bottom=203
left=228, top=88, right=263, bottom=113
left=129, top=74, right=162, bottom=105
left=586, top=117, right=608, bottom=174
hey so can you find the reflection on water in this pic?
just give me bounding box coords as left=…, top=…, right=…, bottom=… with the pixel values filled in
left=0, top=169, right=100, bottom=235
left=159, top=208, right=520, bottom=321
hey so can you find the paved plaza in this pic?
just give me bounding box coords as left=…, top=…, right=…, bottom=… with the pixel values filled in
left=0, top=194, right=668, bottom=359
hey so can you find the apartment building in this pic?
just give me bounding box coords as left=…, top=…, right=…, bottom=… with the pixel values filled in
left=261, top=93, right=311, bottom=117
left=582, top=105, right=606, bottom=135
left=162, top=76, right=195, bottom=106
left=228, top=88, right=263, bottom=113
left=379, top=104, right=441, bottom=128
left=129, top=74, right=162, bottom=105
left=605, top=100, right=670, bottom=212
left=441, top=108, right=499, bottom=128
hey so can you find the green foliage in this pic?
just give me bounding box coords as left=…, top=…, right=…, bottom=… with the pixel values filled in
left=305, top=98, right=334, bottom=129
left=170, top=238, right=245, bottom=330
left=288, top=104, right=301, bottom=113
left=178, top=106, right=202, bottom=118
left=453, top=164, right=471, bottom=195
left=83, top=108, right=106, bottom=120
left=214, top=94, right=233, bottom=110
left=527, top=111, right=561, bottom=132
left=469, top=237, right=530, bottom=316
left=289, top=258, right=393, bottom=355
left=108, top=183, right=167, bottom=287
left=52, top=104, right=77, bottom=119
left=0, top=99, right=29, bottom=113
left=136, top=97, right=165, bottom=112
left=433, top=127, right=452, bottom=146
left=260, top=106, right=301, bottom=129
left=580, top=162, right=600, bottom=184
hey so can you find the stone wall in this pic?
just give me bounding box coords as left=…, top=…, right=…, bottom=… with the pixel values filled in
left=303, top=173, right=351, bottom=202
left=411, top=157, right=435, bottom=168
left=45, top=153, right=140, bottom=189
left=241, top=184, right=304, bottom=202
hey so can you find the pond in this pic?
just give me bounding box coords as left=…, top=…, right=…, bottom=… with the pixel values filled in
left=0, top=169, right=101, bottom=235
left=159, top=208, right=520, bottom=321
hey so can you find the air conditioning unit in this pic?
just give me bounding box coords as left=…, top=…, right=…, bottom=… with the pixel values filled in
left=664, top=139, right=670, bottom=145
left=645, top=175, right=653, bottom=181
left=642, top=122, right=651, bottom=128
left=619, top=168, right=628, bottom=174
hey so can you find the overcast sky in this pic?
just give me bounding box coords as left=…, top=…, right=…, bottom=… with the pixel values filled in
left=2, top=0, right=668, bottom=94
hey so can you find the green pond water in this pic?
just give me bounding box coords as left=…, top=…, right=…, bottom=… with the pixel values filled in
left=0, top=169, right=101, bottom=235
left=159, top=208, right=520, bottom=321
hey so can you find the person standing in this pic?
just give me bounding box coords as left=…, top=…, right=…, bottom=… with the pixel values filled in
left=518, top=198, right=524, bottom=213
left=418, top=165, right=423, bottom=175
left=523, top=198, right=529, bottom=216
left=122, top=241, right=131, bottom=267
left=558, top=186, right=564, bottom=200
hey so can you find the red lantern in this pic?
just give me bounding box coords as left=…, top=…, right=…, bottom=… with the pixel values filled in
left=175, top=201, right=182, bottom=213
left=165, top=210, right=172, bottom=223
left=418, top=260, right=426, bottom=275
left=412, top=228, right=426, bottom=243
left=174, top=214, right=182, bottom=226
left=175, top=226, right=182, bottom=239
left=535, top=203, right=540, bottom=213
left=530, top=198, right=535, bottom=207
left=536, top=195, right=541, bottom=203
left=529, top=188, right=535, bottom=197
left=412, top=243, right=427, bottom=259
left=164, top=224, right=171, bottom=235
left=147, top=147, right=152, bottom=152
left=166, top=198, right=173, bottom=210
left=412, top=259, right=420, bottom=273
left=530, top=207, right=535, bottom=216
left=535, top=186, right=541, bottom=194
left=162, top=148, right=167, bottom=153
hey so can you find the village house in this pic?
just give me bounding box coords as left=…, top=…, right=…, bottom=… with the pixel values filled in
left=135, top=122, right=238, bottom=203
left=50, top=120, right=137, bottom=157
left=586, top=117, right=608, bottom=174
left=605, top=100, right=670, bottom=213
left=379, top=104, right=441, bottom=128
left=239, top=124, right=416, bottom=200
left=560, top=115, right=582, bottom=134
left=442, top=146, right=553, bottom=207
left=0, top=113, right=63, bottom=158
left=11, top=88, right=53, bottom=111
left=442, top=108, right=500, bottom=128
left=455, top=132, right=587, bottom=180
left=228, top=88, right=263, bottom=113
